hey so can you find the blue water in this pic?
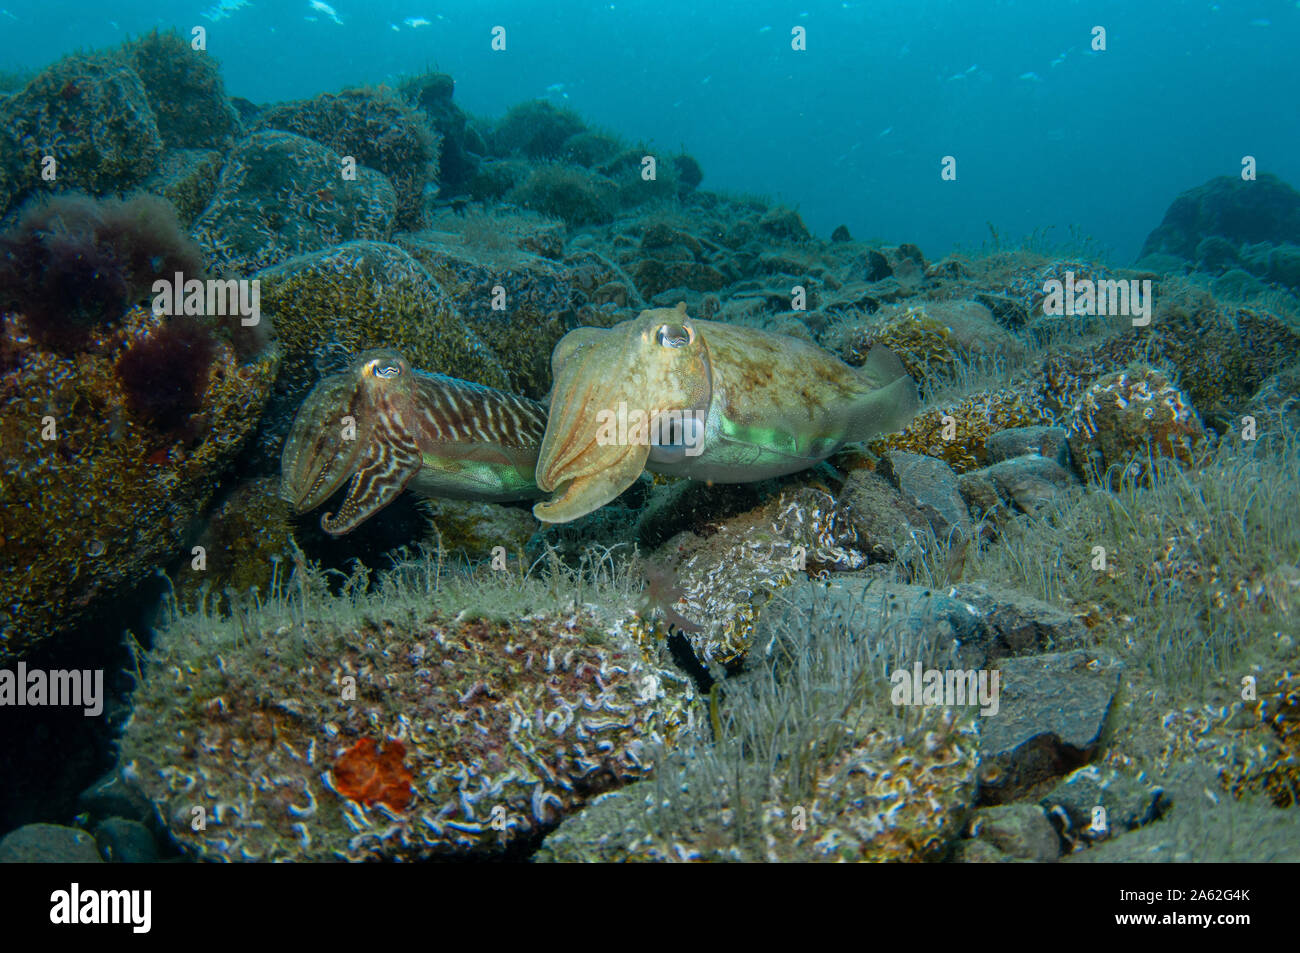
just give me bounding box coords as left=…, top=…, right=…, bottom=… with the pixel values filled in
left=3, top=0, right=1298, bottom=262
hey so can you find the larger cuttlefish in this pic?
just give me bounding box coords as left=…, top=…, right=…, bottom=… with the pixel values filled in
left=533, top=304, right=921, bottom=523
left=281, top=348, right=548, bottom=534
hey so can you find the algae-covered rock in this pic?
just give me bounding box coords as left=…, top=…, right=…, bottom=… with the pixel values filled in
left=254, top=87, right=440, bottom=228
left=978, top=650, right=1123, bottom=804
left=395, top=232, right=576, bottom=399
left=192, top=131, right=397, bottom=277
left=0, top=307, right=278, bottom=660
left=398, top=71, right=478, bottom=196
left=419, top=498, right=537, bottom=562
left=508, top=163, right=618, bottom=226
left=956, top=803, right=1061, bottom=863
left=172, top=476, right=296, bottom=612
left=629, top=488, right=868, bottom=666
left=0, top=51, right=162, bottom=205
left=121, top=605, right=694, bottom=860
left=870, top=387, right=1053, bottom=474
left=1138, top=172, right=1300, bottom=262
left=0, top=824, right=103, bottom=863
left=537, top=706, right=978, bottom=863
left=141, top=148, right=225, bottom=227
left=124, top=29, right=241, bottom=149
left=1066, top=365, right=1205, bottom=486
left=249, top=239, right=507, bottom=468
left=258, top=239, right=505, bottom=387
left=491, top=100, right=586, bottom=159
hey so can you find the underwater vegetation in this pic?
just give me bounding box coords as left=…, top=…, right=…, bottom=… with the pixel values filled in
left=0, top=192, right=203, bottom=352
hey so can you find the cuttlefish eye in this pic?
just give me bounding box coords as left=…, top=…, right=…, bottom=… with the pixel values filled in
left=365, top=358, right=403, bottom=380
left=655, top=323, right=695, bottom=348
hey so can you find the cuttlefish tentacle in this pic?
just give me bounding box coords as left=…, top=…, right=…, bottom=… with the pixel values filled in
left=319, top=412, right=423, bottom=534
left=281, top=347, right=548, bottom=535
left=533, top=303, right=920, bottom=523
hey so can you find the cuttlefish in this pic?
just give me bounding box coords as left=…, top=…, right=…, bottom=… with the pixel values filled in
left=281, top=348, right=548, bottom=534
left=533, top=304, right=920, bottom=523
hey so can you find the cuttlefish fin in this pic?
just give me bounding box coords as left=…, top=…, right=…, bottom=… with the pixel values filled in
left=320, top=428, right=423, bottom=535
left=533, top=442, right=648, bottom=523
left=849, top=344, right=921, bottom=438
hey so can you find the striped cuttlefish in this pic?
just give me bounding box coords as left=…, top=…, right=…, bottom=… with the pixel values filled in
left=280, top=348, right=547, bottom=535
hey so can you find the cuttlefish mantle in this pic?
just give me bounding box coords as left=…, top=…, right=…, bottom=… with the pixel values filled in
left=533, top=304, right=920, bottom=523
left=281, top=348, right=548, bottom=535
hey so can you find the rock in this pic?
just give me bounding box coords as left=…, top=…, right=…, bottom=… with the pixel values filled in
left=956, top=470, right=1002, bottom=520
left=631, top=258, right=728, bottom=300
left=0, top=51, right=163, bottom=206
left=978, top=650, right=1123, bottom=804
left=0, top=307, right=279, bottom=660
left=537, top=706, right=978, bottom=863
left=949, top=584, right=1087, bottom=660
left=1211, top=267, right=1269, bottom=301
left=630, top=488, right=866, bottom=665
left=420, top=498, right=537, bottom=562
left=848, top=248, right=892, bottom=283
left=974, top=292, right=1029, bottom=330
left=399, top=71, right=478, bottom=197
left=490, top=99, right=586, bottom=159
left=1194, top=235, right=1240, bottom=272
left=1065, top=794, right=1300, bottom=863
left=1065, top=366, right=1205, bottom=486
left=771, top=577, right=1083, bottom=670
left=508, top=164, right=618, bottom=226
left=1003, top=260, right=1116, bottom=319
left=880, top=450, right=972, bottom=541
left=1249, top=362, right=1300, bottom=434
left=125, top=29, right=241, bottom=149
left=831, top=224, right=852, bottom=243
left=469, top=157, right=532, bottom=201
left=253, top=87, right=440, bottom=228
left=979, top=454, right=1077, bottom=517
left=1267, top=243, right=1300, bottom=290
left=172, top=476, right=296, bottom=613
left=985, top=426, right=1070, bottom=467
left=397, top=232, right=578, bottom=398
left=0, top=824, right=102, bottom=863
left=916, top=300, right=1026, bottom=365
left=871, top=388, right=1053, bottom=475
left=560, top=131, right=623, bottom=169
left=1090, top=303, right=1300, bottom=435
left=76, top=768, right=155, bottom=828
left=120, top=607, right=695, bottom=860
left=839, top=468, right=932, bottom=560
left=957, top=803, right=1061, bottom=862
left=1138, top=173, right=1300, bottom=262
left=192, top=131, right=397, bottom=277
left=757, top=206, right=810, bottom=242
left=92, top=818, right=159, bottom=863
left=141, top=148, right=224, bottom=227
left=1040, top=764, right=1170, bottom=846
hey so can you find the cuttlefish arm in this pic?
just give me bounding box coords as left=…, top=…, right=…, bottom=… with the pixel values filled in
left=533, top=304, right=919, bottom=524
left=281, top=348, right=548, bottom=535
